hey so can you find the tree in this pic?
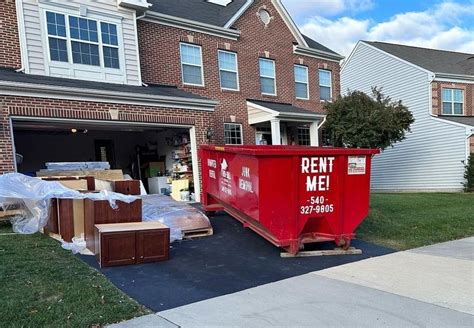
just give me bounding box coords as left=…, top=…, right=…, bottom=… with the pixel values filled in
left=324, top=88, right=415, bottom=150
left=464, top=155, right=473, bottom=192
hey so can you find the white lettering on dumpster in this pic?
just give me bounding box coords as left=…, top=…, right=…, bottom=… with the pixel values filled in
left=239, top=166, right=253, bottom=193
left=301, top=157, right=335, bottom=192
left=220, top=158, right=232, bottom=196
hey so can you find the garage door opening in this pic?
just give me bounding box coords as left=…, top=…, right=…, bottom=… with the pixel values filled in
left=11, top=118, right=199, bottom=201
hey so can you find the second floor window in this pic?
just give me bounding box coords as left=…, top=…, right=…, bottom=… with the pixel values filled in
left=180, top=43, right=204, bottom=86
left=46, top=11, right=120, bottom=69
left=224, top=123, right=243, bottom=145
left=294, top=65, right=309, bottom=99
left=218, top=50, right=239, bottom=91
left=319, top=69, right=332, bottom=101
left=259, top=58, right=276, bottom=95
left=442, top=88, right=463, bottom=115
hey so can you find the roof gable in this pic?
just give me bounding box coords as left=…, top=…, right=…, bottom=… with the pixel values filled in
left=364, top=41, right=474, bottom=76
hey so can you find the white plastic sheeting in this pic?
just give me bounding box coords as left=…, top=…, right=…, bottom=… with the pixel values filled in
left=0, top=173, right=138, bottom=234
left=142, top=195, right=211, bottom=242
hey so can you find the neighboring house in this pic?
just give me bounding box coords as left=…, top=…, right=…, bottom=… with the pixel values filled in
left=0, top=0, right=342, bottom=198
left=342, top=41, right=474, bottom=192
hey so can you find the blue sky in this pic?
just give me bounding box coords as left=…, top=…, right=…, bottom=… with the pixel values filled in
left=281, top=0, right=474, bottom=56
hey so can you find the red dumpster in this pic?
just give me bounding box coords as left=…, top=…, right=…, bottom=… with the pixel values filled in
left=200, top=145, right=380, bottom=255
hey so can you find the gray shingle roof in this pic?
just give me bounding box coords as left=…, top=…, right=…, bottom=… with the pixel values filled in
left=146, top=1, right=340, bottom=56
left=438, top=116, right=474, bottom=128
left=302, top=35, right=340, bottom=56
left=364, top=41, right=474, bottom=76
left=0, top=68, right=211, bottom=100
left=248, top=99, right=323, bottom=116
left=147, top=0, right=248, bottom=27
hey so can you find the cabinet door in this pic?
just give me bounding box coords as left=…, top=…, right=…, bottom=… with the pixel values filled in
left=137, top=230, right=169, bottom=264
left=101, top=231, right=136, bottom=267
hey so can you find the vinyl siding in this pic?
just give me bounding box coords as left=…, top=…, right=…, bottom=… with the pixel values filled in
left=19, top=0, right=141, bottom=85
left=342, top=42, right=468, bottom=191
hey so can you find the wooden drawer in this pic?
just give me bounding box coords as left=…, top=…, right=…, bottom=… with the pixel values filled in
left=95, top=222, right=169, bottom=268
left=113, top=180, right=141, bottom=195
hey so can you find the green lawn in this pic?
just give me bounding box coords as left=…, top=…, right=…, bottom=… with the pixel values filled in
left=0, top=222, right=151, bottom=328
left=357, top=193, right=474, bottom=250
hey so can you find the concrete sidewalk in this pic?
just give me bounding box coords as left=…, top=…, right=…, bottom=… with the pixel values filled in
left=110, top=238, right=474, bottom=327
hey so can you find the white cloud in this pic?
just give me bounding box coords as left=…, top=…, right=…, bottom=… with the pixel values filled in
left=298, top=1, right=474, bottom=57
left=282, top=0, right=374, bottom=18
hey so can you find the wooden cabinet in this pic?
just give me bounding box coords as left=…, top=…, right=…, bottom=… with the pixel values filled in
left=84, top=199, right=142, bottom=253
left=113, top=180, right=141, bottom=195
left=94, top=222, right=169, bottom=268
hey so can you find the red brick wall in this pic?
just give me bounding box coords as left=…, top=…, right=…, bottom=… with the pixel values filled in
left=0, top=0, right=21, bottom=69
left=432, top=81, right=473, bottom=116
left=0, top=96, right=213, bottom=173
left=138, top=0, right=340, bottom=144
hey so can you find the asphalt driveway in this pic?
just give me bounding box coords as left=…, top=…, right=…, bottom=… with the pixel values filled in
left=80, top=212, right=393, bottom=312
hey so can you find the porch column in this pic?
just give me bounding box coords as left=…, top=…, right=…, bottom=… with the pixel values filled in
left=270, top=118, right=281, bottom=145
left=309, top=121, right=319, bottom=146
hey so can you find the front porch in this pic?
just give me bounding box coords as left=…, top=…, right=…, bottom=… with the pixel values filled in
left=247, top=100, right=325, bottom=146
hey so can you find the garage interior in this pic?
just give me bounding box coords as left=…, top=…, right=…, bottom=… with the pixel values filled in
left=11, top=119, right=197, bottom=200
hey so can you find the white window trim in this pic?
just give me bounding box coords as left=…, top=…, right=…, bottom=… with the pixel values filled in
left=441, top=88, right=464, bottom=116
left=218, top=50, right=240, bottom=91
left=180, top=43, right=205, bottom=87
left=224, top=123, right=243, bottom=145
left=297, top=126, right=311, bottom=146
left=294, top=64, right=309, bottom=100
left=259, top=58, right=277, bottom=96
left=39, top=5, right=125, bottom=79
left=319, top=69, right=332, bottom=102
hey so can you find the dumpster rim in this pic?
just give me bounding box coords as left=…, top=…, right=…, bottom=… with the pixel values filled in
left=200, top=145, right=380, bottom=156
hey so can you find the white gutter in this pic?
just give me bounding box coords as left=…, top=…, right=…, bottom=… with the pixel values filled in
left=294, top=45, right=345, bottom=63
left=0, top=80, right=219, bottom=111
left=141, top=11, right=241, bottom=40
left=434, top=72, right=474, bottom=83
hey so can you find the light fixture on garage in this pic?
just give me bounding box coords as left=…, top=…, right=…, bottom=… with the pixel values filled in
left=206, top=128, right=214, bottom=142
left=71, top=128, right=77, bottom=133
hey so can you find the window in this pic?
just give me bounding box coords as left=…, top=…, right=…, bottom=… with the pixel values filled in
left=45, top=11, right=120, bottom=69
left=218, top=50, right=239, bottom=90
left=294, top=65, right=309, bottom=99
left=442, top=88, right=464, bottom=115
left=259, top=58, right=276, bottom=95
left=46, top=12, right=68, bottom=62
left=298, top=127, right=310, bottom=146
left=319, top=69, right=332, bottom=101
left=180, top=43, right=204, bottom=86
left=224, top=123, right=243, bottom=145
left=101, top=22, right=120, bottom=69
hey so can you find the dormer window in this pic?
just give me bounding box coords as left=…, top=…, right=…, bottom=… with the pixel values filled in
left=45, top=11, right=121, bottom=71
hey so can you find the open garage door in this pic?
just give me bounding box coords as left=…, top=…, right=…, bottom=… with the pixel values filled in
left=11, top=118, right=200, bottom=202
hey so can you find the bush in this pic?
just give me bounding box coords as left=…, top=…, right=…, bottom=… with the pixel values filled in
left=464, top=155, right=473, bottom=192
left=324, top=88, right=414, bottom=150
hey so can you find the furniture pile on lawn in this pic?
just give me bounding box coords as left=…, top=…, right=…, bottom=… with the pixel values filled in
left=0, top=168, right=212, bottom=268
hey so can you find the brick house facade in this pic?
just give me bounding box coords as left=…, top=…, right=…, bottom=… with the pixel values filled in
left=0, top=0, right=343, bottom=193
left=138, top=0, right=340, bottom=144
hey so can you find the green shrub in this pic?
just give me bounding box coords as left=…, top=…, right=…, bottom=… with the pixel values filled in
left=464, top=155, right=473, bottom=192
